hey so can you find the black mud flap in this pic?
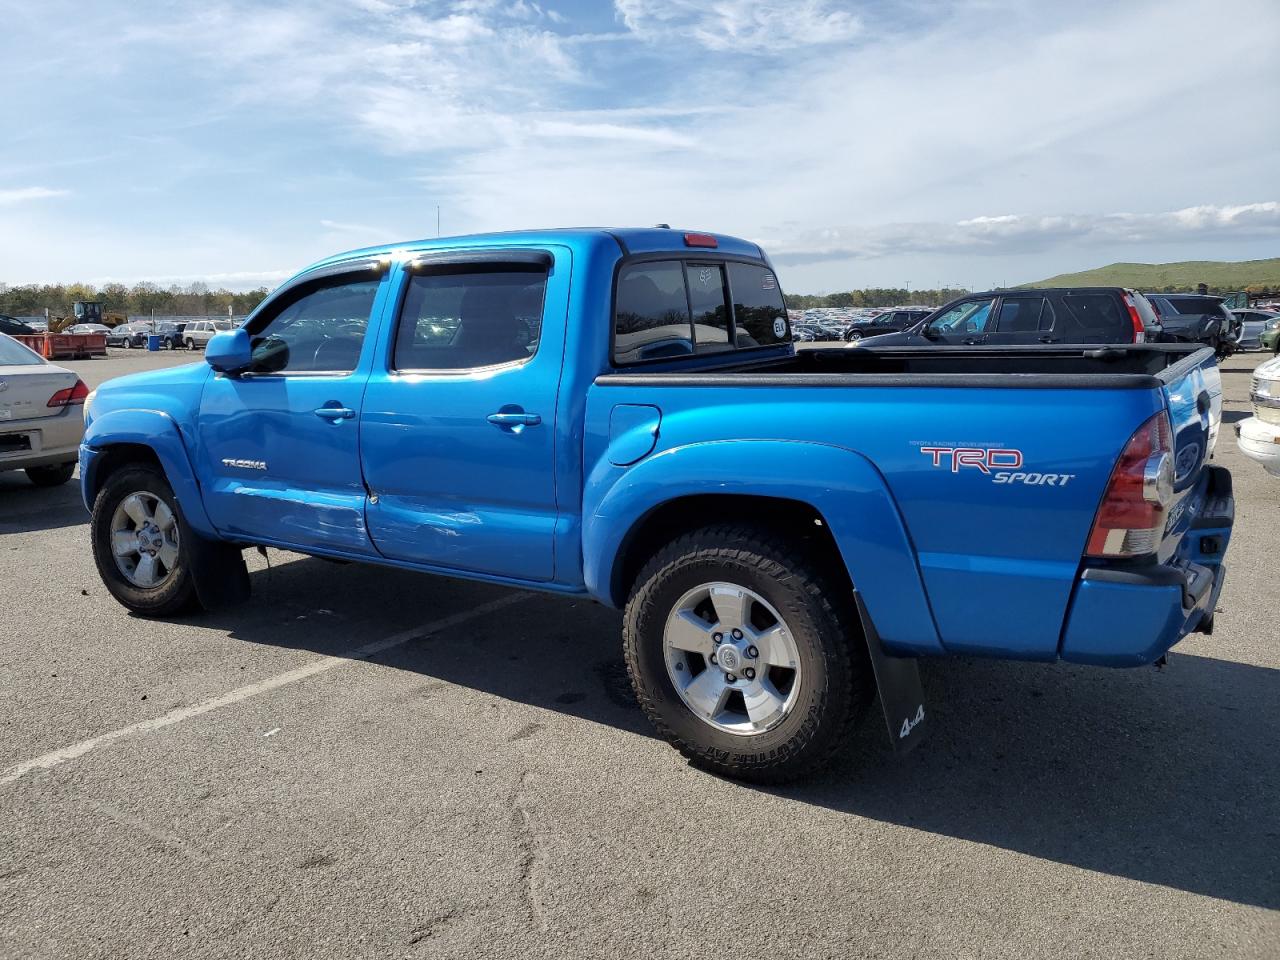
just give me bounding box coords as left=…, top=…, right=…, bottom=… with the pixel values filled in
left=853, top=591, right=929, bottom=753
left=188, top=536, right=251, bottom=611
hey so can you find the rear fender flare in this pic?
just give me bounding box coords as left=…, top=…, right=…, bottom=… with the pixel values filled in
left=583, top=439, right=944, bottom=656
left=82, top=408, right=216, bottom=538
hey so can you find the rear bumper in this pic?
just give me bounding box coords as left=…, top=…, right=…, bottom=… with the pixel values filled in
left=1236, top=416, right=1280, bottom=476
left=1059, top=465, right=1233, bottom=666
left=0, top=409, right=84, bottom=473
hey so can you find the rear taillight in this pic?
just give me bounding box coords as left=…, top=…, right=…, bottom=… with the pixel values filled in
left=683, top=232, right=718, bottom=248
left=1085, top=412, right=1174, bottom=558
left=47, top=379, right=90, bottom=407
left=1123, top=294, right=1146, bottom=344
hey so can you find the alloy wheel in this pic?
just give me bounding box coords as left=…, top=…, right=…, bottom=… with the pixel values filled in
left=663, top=582, right=802, bottom=736
left=109, top=491, right=180, bottom=588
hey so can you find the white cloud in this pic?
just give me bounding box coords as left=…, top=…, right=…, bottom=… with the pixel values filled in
left=615, top=0, right=861, bottom=51
left=766, top=203, right=1280, bottom=265
left=319, top=219, right=389, bottom=236
left=3, top=0, right=1279, bottom=289
left=0, top=187, right=69, bottom=206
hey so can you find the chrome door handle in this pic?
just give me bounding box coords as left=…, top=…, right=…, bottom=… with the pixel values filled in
left=487, top=412, right=542, bottom=427
left=314, top=405, right=356, bottom=421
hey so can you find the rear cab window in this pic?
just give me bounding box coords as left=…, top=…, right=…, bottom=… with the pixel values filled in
left=613, top=258, right=789, bottom=365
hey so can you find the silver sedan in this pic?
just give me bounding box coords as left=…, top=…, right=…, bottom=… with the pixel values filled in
left=1232, top=310, right=1280, bottom=351
left=0, top=334, right=87, bottom=487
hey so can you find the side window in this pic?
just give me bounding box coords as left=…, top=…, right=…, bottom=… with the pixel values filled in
left=614, top=261, right=693, bottom=363
left=995, top=297, right=1048, bottom=333
left=394, top=267, right=547, bottom=371
left=727, top=262, right=788, bottom=347
left=686, top=263, right=731, bottom=353
left=247, top=277, right=380, bottom=374
left=1058, top=294, right=1123, bottom=334
left=927, top=298, right=996, bottom=335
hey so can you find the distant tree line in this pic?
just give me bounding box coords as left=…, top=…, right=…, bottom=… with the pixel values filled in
left=0, top=282, right=270, bottom=319
left=786, top=288, right=970, bottom=309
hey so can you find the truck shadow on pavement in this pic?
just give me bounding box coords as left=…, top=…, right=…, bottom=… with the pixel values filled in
left=203, top=555, right=1277, bottom=911
left=0, top=473, right=87, bottom=534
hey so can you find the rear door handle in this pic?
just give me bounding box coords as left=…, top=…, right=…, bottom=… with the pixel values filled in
left=314, top=405, right=356, bottom=422
left=487, top=411, right=542, bottom=427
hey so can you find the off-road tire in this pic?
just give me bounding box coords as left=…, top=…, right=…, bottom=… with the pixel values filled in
left=623, top=523, right=872, bottom=783
left=26, top=462, right=76, bottom=487
left=91, top=464, right=200, bottom=617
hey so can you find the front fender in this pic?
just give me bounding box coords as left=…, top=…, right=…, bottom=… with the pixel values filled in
left=583, top=440, right=944, bottom=656
left=81, top=408, right=216, bottom=538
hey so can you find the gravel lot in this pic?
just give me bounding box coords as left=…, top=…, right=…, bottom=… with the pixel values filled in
left=1, top=349, right=1276, bottom=959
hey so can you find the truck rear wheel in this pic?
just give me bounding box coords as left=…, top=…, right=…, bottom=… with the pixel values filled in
left=623, top=524, right=871, bottom=783
left=91, top=465, right=199, bottom=617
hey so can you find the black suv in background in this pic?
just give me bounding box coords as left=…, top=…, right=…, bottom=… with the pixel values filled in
left=843, top=308, right=933, bottom=342
left=1144, top=293, right=1239, bottom=358
left=857, top=288, right=1155, bottom=347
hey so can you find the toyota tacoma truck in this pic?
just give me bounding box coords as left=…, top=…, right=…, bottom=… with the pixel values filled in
left=80, top=228, right=1233, bottom=782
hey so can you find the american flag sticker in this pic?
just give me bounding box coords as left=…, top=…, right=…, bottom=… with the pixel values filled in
left=762, top=273, right=777, bottom=290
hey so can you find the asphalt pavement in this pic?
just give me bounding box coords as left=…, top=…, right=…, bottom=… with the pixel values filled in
left=0, top=348, right=1276, bottom=959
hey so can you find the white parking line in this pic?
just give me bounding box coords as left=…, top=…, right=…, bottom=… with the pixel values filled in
left=0, top=593, right=527, bottom=786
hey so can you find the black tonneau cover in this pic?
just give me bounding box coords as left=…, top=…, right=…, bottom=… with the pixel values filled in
left=597, top=344, right=1211, bottom=391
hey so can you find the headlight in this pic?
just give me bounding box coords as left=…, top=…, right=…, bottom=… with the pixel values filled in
left=83, top=389, right=97, bottom=423
left=1266, top=318, right=1280, bottom=330
left=1252, top=356, right=1280, bottom=424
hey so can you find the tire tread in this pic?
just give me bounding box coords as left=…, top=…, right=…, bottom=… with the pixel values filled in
left=623, top=523, right=870, bottom=783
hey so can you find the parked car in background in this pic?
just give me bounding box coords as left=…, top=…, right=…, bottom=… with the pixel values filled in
left=791, top=322, right=818, bottom=342
left=858, top=288, right=1154, bottom=347
left=0, top=333, right=87, bottom=486
left=844, top=308, right=932, bottom=342
left=0, top=315, right=36, bottom=336
left=156, top=322, right=188, bottom=349
left=1236, top=354, right=1280, bottom=476
left=182, top=319, right=236, bottom=350
left=1231, top=309, right=1279, bottom=351
left=1145, top=294, right=1240, bottom=359
left=64, top=323, right=112, bottom=336
left=1260, top=315, right=1280, bottom=355
left=105, top=323, right=149, bottom=349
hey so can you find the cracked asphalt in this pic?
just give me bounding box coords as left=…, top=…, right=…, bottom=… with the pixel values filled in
left=0, top=349, right=1276, bottom=959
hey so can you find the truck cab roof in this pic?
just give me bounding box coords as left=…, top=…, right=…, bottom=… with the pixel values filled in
left=304, top=228, right=766, bottom=275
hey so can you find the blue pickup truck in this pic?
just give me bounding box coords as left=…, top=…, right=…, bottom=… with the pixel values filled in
left=80, top=228, right=1233, bottom=781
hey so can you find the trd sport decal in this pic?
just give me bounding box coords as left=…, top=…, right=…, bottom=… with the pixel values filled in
left=918, top=445, right=1075, bottom=487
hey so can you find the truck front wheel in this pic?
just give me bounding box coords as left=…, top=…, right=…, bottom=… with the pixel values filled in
left=91, top=464, right=199, bottom=617
left=623, top=524, right=872, bottom=783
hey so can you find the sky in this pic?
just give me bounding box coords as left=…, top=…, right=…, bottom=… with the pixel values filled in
left=1, top=0, right=1278, bottom=294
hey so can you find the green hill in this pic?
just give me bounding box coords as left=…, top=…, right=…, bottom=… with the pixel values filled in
left=1024, top=257, right=1280, bottom=292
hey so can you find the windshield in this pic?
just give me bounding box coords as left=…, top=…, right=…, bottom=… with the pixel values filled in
left=0, top=336, right=44, bottom=365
